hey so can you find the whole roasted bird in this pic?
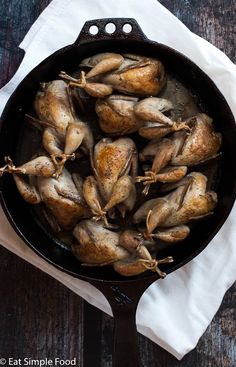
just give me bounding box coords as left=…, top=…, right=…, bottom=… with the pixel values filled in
left=60, top=53, right=166, bottom=97
left=137, top=113, right=221, bottom=194
left=134, top=172, right=217, bottom=239
left=33, top=80, right=93, bottom=177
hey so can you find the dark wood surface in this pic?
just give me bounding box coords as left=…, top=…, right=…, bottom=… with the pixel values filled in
left=0, top=1, right=235, bottom=366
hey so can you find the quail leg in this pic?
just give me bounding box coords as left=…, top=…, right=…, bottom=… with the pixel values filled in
left=135, top=97, right=189, bottom=140
left=42, top=128, right=74, bottom=178
left=103, top=176, right=136, bottom=216
left=80, top=53, right=124, bottom=78
left=134, top=97, right=174, bottom=125
left=145, top=199, right=172, bottom=239
left=138, top=166, right=187, bottom=195
left=133, top=198, right=162, bottom=224
left=83, top=176, right=109, bottom=226
left=0, top=156, right=55, bottom=177
left=44, top=122, right=91, bottom=179
left=136, top=138, right=175, bottom=194
left=152, top=225, right=190, bottom=243
left=139, top=123, right=174, bottom=140
left=60, top=71, right=113, bottom=98
left=113, top=255, right=173, bottom=278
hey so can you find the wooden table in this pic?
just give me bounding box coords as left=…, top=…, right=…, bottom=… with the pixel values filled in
left=0, top=1, right=235, bottom=366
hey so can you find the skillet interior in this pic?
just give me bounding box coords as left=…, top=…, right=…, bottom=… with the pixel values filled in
left=0, top=36, right=236, bottom=283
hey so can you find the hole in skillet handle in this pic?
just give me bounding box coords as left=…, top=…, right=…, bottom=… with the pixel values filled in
left=74, top=18, right=148, bottom=44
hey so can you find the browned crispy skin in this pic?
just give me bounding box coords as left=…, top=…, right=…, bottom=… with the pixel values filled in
left=103, top=57, right=166, bottom=96
left=94, top=137, right=137, bottom=201
left=96, top=96, right=141, bottom=135
left=34, top=80, right=74, bottom=132
left=72, top=220, right=129, bottom=265
left=172, top=114, right=221, bottom=165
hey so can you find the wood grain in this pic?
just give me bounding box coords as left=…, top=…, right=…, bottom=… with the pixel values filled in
left=0, top=1, right=235, bottom=366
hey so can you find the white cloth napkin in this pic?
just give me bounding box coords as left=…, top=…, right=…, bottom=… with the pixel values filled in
left=0, top=0, right=235, bottom=360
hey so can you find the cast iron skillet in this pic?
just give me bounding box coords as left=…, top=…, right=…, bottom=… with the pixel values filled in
left=0, top=18, right=236, bottom=367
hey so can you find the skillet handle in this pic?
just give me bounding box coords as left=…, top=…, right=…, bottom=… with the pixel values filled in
left=90, top=277, right=157, bottom=367
left=75, top=18, right=147, bottom=44
left=112, top=303, right=140, bottom=367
